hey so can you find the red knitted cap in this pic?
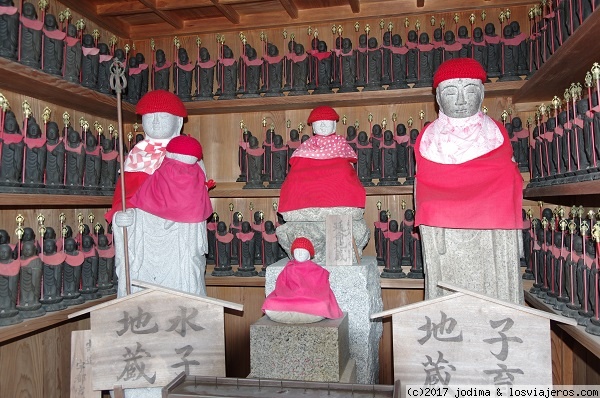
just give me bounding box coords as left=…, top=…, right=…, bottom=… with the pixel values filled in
left=307, top=106, right=339, bottom=125
left=291, top=237, right=315, bottom=258
left=136, top=90, right=187, bottom=117
left=433, top=58, right=487, bottom=89
left=166, top=135, right=203, bottom=160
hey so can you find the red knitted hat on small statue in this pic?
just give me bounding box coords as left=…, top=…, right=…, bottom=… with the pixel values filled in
left=307, top=106, right=340, bottom=125
left=291, top=237, right=315, bottom=258
left=166, top=135, right=203, bottom=160
left=136, top=90, right=188, bottom=117
left=433, top=58, right=487, bottom=89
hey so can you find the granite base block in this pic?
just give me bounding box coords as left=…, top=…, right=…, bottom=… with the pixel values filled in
left=265, top=256, right=383, bottom=384
left=249, top=314, right=350, bottom=382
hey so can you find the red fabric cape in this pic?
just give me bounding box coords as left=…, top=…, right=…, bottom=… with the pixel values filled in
left=40, top=252, right=65, bottom=266
left=65, top=251, right=85, bottom=266
left=278, top=157, right=366, bottom=212
left=129, top=157, right=213, bottom=223
left=97, top=246, right=115, bottom=257
left=262, top=259, right=343, bottom=319
left=414, top=120, right=523, bottom=229
left=0, top=260, right=20, bottom=276
left=105, top=171, right=150, bottom=222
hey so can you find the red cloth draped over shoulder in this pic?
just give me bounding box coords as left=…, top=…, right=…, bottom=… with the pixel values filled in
left=105, top=171, right=149, bottom=223
left=278, top=157, right=366, bottom=212
left=414, top=120, right=523, bottom=229
left=262, top=259, right=343, bottom=319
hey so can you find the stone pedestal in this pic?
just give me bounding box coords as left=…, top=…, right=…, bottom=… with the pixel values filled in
left=249, top=314, right=352, bottom=382
left=265, top=256, right=383, bottom=384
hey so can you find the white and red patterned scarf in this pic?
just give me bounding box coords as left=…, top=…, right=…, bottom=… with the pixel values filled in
left=291, top=134, right=357, bottom=160
left=124, top=138, right=170, bottom=174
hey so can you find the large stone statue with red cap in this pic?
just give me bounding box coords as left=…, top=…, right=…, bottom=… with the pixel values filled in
left=414, top=58, right=524, bottom=304
left=277, top=106, right=368, bottom=263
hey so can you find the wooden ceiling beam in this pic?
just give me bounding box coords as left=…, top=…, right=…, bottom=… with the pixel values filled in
left=279, top=0, right=298, bottom=19
left=348, top=0, right=360, bottom=13
left=155, top=0, right=213, bottom=10
left=96, top=2, right=153, bottom=17
left=137, top=0, right=184, bottom=29
left=59, top=0, right=130, bottom=38
left=210, top=0, right=240, bottom=24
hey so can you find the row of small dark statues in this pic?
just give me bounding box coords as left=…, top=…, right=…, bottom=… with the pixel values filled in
left=523, top=207, right=600, bottom=336
left=206, top=211, right=287, bottom=277
left=528, top=93, right=600, bottom=187
left=374, top=209, right=424, bottom=279
left=0, top=224, right=116, bottom=327
left=0, top=110, right=118, bottom=194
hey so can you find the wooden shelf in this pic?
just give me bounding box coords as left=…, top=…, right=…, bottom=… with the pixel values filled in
left=0, top=57, right=137, bottom=121
left=512, top=9, right=600, bottom=104
left=524, top=291, right=600, bottom=358
left=210, top=182, right=414, bottom=198
left=523, top=180, right=600, bottom=198
left=0, top=192, right=113, bottom=207
left=185, top=80, right=524, bottom=115
left=0, top=294, right=115, bottom=344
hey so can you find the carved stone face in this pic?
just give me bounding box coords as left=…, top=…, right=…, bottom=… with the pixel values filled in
left=473, top=27, right=483, bottom=41
left=389, top=220, right=398, bottom=232
left=4, top=111, right=18, bottom=134
left=136, top=52, right=145, bottom=64
left=512, top=117, right=522, bottom=130
left=384, top=130, right=393, bottom=142
left=67, top=23, right=77, bottom=38
left=408, top=30, right=417, bottom=42
left=101, top=136, right=112, bottom=151
left=444, top=30, right=455, bottom=43
left=22, top=227, right=35, bottom=241
left=359, top=34, right=367, bottom=47
left=317, top=40, right=327, bottom=52
left=47, top=122, right=59, bottom=141
left=247, top=47, right=257, bottom=60
left=23, top=241, right=36, bottom=257
left=44, top=14, right=57, bottom=30
left=265, top=221, right=274, bottom=233
left=0, top=244, right=12, bottom=261
left=82, top=235, right=93, bottom=249
left=419, top=33, right=429, bottom=45
left=223, top=46, right=233, bottom=58
left=433, top=28, right=442, bottom=41
left=290, top=129, right=299, bottom=140
left=68, top=129, right=80, bottom=144
left=98, top=234, right=108, bottom=248
left=129, top=56, right=138, bottom=68
left=248, top=135, right=258, bottom=149
left=510, top=21, right=520, bottom=34
left=436, top=78, right=484, bottom=119
left=346, top=126, right=356, bottom=139
left=367, top=37, right=378, bottom=49
left=43, top=239, right=56, bottom=255
left=503, top=25, right=513, bottom=39
left=241, top=221, right=251, bottom=233
left=379, top=210, right=388, bottom=222
left=82, top=34, right=94, bottom=47
left=485, top=23, right=495, bottom=35
left=273, top=134, right=283, bottom=147
left=312, top=120, right=336, bottom=136
left=405, top=209, right=415, bottom=221
left=217, top=221, right=227, bottom=234
left=156, top=49, right=166, bottom=64
left=372, top=124, right=382, bottom=137
left=141, top=112, right=182, bottom=140
left=23, top=2, right=36, bottom=19
left=358, top=131, right=368, bottom=143
left=294, top=43, right=304, bottom=55
left=115, top=49, right=125, bottom=61
left=342, top=38, right=351, bottom=51
left=99, top=43, right=109, bottom=55
left=0, top=230, right=9, bottom=244
left=44, top=227, right=56, bottom=240
left=293, top=247, right=310, bottom=262
left=392, top=34, right=402, bottom=46
left=268, top=44, right=278, bottom=56
left=27, top=121, right=42, bottom=139
left=199, top=47, right=209, bottom=61
left=383, top=31, right=391, bottom=46
left=64, top=238, right=76, bottom=253
left=396, top=124, right=406, bottom=136
left=458, top=26, right=468, bottom=38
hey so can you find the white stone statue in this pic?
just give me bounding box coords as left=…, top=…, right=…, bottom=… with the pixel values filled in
left=414, top=58, right=524, bottom=304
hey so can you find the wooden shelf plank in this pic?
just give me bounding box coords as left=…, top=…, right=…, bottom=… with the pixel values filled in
left=523, top=180, right=600, bottom=198
left=185, top=80, right=524, bottom=115
left=0, top=294, right=115, bottom=344
left=210, top=182, right=414, bottom=198
left=512, top=9, right=600, bottom=104
left=0, top=57, right=137, bottom=122
left=525, top=291, right=600, bottom=359
left=0, top=193, right=113, bottom=207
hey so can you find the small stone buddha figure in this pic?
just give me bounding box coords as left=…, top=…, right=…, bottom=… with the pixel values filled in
left=306, top=36, right=319, bottom=89
left=0, top=110, right=24, bottom=186
left=100, top=135, right=118, bottom=190
left=97, top=43, right=113, bottom=95
left=216, top=44, right=237, bottom=100
left=313, top=40, right=332, bottom=94
left=206, top=212, right=218, bottom=264
left=39, top=239, right=67, bottom=312
left=126, top=56, right=143, bottom=104
left=259, top=220, right=279, bottom=277
left=338, top=37, right=357, bottom=93
left=0, top=243, right=21, bottom=326
left=512, top=117, right=530, bottom=172
left=457, top=26, right=471, bottom=58
left=79, top=234, right=99, bottom=300
left=374, top=210, right=389, bottom=266
left=174, top=47, right=194, bottom=101
left=20, top=227, right=39, bottom=254
left=263, top=43, right=284, bottom=96
left=388, top=34, right=409, bottom=90
left=213, top=221, right=234, bottom=276
left=356, top=130, right=373, bottom=186
left=443, top=30, right=462, bottom=61
left=19, top=1, right=42, bottom=69
left=287, top=129, right=301, bottom=160
left=364, top=37, right=382, bottom=91
left=239, top=45, right=262, bottom=98
left=576, top=239, right=595, bottom=325
left=244, top=135, right=264, bottom=189
left=23, top=117, right=46, bottom=187
left=268, top=134, right=287, bottom=188
left=63, top=23, right=82, bottom=84
left=370, top=124, right=383, bottom=179
left=236, top=129, right=251, bottom=182
left=96, top=234, right=115, bottom=296
left=346, top=125, right=358, bottom=152
left=394, top=123, right=409, bottom=178
left=381, top=219, right=405, bottom=279
left=17, top=240, right=44, bottom=318
left=153, top=48, right=171, bottom=91
left=432, top=28, right=444, bottom=73
left=499, top=25, right=520, bottom=81
left=45, top=121, right=65, bottom=188
left=83, top=133, right=101, bottom=189
left=471, top=27, right=487, bottom=70
left=81, top=33, right=99, bottom=89
left=42, top=13, right=65, bottom=76
left=235, top=221, right=258, bottom=276
left=415, top=32, right=435, bottom=88
left=354, top=33, right=368, bottom=86
left=135, top=52, right=149, bottom=97
left=400, top=209, right=416, bottom=268
left=510, top=21, right=528, bottom=76
left=380, top=31, right=392, bottom=85
left=331, top=36, right=342, bottom=89
left=251, top=211, right=265, bottom=265
left=404, top=128, right=418, bottom=185
left=484, top=22, right=501, bottom=78
left=563, top=235, right=583, bottom=318
left=378, top=130, right=399, bottom=185
left=229, top=211, right=243, bottom=263
left=405, top=30, right=419, bottom=84
left=262, top=237, right=343, bottom=324
left=62, top=237, right=84, bottom=305
left=64, top=127, right=85, bottom=189
left=407, top=224, right=424, bottom=279
left=288, top=43, right=309, bottom=95
left=0, top=0, right=19, bottom=61
left=415, top=59, right=523, bottom=304
left=195, top=47, right=215, bottom=100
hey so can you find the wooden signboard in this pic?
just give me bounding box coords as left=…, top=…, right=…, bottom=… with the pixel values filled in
left=372, top=284, right=576, bottom=388
left=89, top=289, right=227, bottom=390
left=70, top=330, right=101, bottom=398
left=326, top=214, right=353, bottom=266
